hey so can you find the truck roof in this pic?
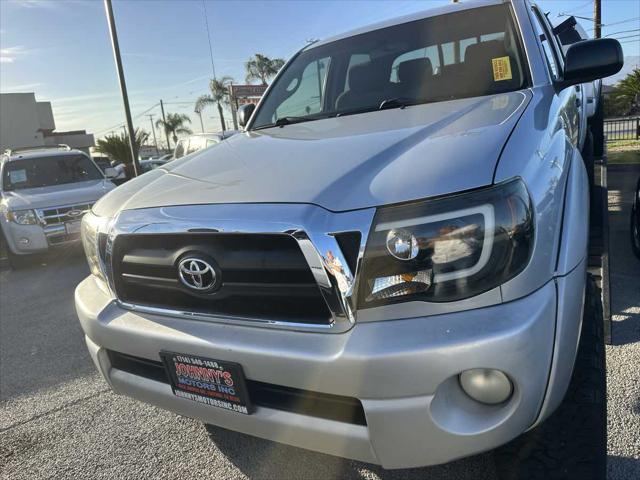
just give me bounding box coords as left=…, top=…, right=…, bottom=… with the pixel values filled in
left=1, top=145, right=87, bottom=163
left=307, top=0, right=506, bottom=50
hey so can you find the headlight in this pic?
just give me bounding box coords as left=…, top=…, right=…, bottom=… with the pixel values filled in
left=6, top=209, right=39, bottom=225
left=359, top=178, right=533, bottom=307
left=81, top=212, right=110, bottom=283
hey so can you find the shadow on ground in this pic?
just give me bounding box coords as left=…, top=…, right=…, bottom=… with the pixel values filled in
left=205, top=424, right=496, bottom=480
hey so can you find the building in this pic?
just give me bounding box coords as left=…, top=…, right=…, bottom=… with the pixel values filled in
left=0, top=92, right=95, bottom=154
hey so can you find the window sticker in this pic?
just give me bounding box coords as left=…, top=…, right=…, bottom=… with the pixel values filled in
left=491, top=56, right=513, bottom=82
left=9, top=169, right=27, bottom=184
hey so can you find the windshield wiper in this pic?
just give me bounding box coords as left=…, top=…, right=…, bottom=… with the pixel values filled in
left=378, top=97, right=424, bottom=110
left=252, top=115, right=321, bottom=131
left=274, top=116, right=309, bottom=127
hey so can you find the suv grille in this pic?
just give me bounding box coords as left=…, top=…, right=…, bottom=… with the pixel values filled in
left=112, top=233, right=332, bottom=324
left=38, top=202, right=93, bottom=226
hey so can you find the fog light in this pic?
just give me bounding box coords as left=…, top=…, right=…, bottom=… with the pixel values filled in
left=19, top=237, right=30, bottom=245
left=459, top=369, right=513, bottom=405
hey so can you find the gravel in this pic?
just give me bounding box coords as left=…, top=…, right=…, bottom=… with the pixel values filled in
left=1, top=166, right=638, bottom=480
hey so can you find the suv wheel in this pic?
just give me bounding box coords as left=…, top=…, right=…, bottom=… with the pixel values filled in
left=494, top=274, right=606, bottom=480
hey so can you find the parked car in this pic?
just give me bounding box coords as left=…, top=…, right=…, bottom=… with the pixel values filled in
left=91, top=154, right=112, bottom=173
left=1, top=145, right=116, bottom=266
left=173, top=131, right=239, bottom=160
left=139, top=158, right=168, bottom=173
left=632, top=175, right=640, bottom=259
left=76, top=1, right=622, bottom=476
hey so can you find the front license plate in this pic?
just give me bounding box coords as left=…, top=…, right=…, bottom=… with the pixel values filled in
left=160, top=351, right=252, bottom=415
left=65, top=221, right=81, bottom=235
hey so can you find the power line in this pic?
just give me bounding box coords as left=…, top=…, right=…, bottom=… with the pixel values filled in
left=557, top=0, right=593, bottom=17
left=94, top=102, right=159, bottom=136
left=609, top=33, right=640, bottom=40
left=605, top=28, right=640, bottom=38
left=604, top=16, right=640, bottom=28
left=586, top=16, right=640, bottom=32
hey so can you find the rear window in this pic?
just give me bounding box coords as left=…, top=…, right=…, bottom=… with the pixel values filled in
left=252, top=4, right=528, bottom=129
left=2, top=154, right=103, bottom=191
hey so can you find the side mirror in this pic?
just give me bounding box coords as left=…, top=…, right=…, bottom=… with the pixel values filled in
left=559, top=38, right=623, bottom=89
left=238, top=103, right=256, bottom=128
left=104, top=167, right=118, bottom=179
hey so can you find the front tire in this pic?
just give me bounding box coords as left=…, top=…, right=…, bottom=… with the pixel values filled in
left=494, top=274, right=606, bottom=480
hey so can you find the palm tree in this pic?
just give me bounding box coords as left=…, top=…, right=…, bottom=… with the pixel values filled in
left=195, top=76, right=233, bottom=132
left=155, top=113, right=192, bottom=147
left=616, top=68, right=640, bottom=104
left=95, top=128, right=149, bottom=176
left=606, top=69, right=640, bottom=117
left=245, top=53, right=285, bottom=85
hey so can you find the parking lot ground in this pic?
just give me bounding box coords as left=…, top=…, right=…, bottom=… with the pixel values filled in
left=1, top=164, right=639, bottom=479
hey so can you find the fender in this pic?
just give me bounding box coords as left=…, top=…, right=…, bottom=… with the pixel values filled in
left=533, top=148, right=589, bottom=426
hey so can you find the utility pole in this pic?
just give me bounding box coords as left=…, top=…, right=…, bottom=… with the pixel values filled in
left=594, top=0, right=601, bottom=39
left=160, top=99, right=171, bottom=149
left=147, top=114, right=159, bottom=156
left=104, top=0, right=140, bottom=177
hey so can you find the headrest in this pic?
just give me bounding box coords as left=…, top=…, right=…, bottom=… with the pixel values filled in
left=464, top=40, right=510, bottom=67
left=398, top=58, right=434, bottom=85
left=348, top=61, right=388, bottom=91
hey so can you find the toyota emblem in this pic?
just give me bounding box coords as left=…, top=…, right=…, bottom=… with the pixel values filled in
left=178, top=257, right=217, bottom=292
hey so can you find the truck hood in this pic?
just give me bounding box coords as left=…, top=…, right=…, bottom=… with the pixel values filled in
left=94, top=91, right=530, bottom=217
left=2, top=180, right=115, bottom=211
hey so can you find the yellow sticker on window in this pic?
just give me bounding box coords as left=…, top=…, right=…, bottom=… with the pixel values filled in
left=492, top=56, right=512, bottom=82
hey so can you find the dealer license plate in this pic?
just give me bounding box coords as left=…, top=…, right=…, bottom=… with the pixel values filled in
left=160, top=351, right=252, bottom=415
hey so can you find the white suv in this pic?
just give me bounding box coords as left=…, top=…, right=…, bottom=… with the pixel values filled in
left=0, top=145, right=115, bottom=265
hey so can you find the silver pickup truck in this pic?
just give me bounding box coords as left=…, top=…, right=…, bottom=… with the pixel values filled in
left=75, top=1, right=622, bottom=477
left=0, top=145, right=116, bottom=266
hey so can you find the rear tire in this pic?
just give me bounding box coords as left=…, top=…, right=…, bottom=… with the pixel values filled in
left=494, top=274, right=606, bottom=480
left=591, top=92, right=605, bottom=158
left=631, top=201, right=640, bottom=259
left=582, top=130, right=595, bottom=191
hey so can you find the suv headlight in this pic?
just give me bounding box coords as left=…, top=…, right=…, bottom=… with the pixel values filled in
left=6, top=209, right=39, bottom=225
left=81, top=212, right=110, bottom=284
left=358, top=178, right=533, bottom=307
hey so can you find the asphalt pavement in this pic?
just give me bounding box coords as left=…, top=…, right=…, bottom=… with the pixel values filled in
left=1, top=165, right=639, bottom=480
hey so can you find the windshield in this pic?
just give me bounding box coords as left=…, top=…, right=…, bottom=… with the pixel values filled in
left=251, top=4, right=527, bottom=129
left=2, top=154, right=103, bottom=191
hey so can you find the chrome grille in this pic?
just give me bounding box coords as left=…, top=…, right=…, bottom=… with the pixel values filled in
left=37, top=203, right=93, bottom=226
left=103, top=204, right=375, bottom=332
left=112, top=233, right=333, bottom=324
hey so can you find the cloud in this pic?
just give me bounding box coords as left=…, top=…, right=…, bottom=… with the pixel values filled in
left=0, top=46, right=23, bottom=63
left=10, top=0, right=59, bottom=8
left=0, top=45, right=34, bottom=63
left=0, top=82, right=44, bottom=92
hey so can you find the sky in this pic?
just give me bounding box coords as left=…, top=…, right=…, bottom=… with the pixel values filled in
left=1, top=0, right=639, bottom=145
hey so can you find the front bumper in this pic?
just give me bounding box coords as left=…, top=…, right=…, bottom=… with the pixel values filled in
left=75, top=269, right=580, bottom=469
left=1, top=221, right=81, bottom=254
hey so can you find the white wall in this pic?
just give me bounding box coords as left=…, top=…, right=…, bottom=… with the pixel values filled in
left=0, top=93, right=46, bottom=152
left=36, top=101, right=56, bottom=132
